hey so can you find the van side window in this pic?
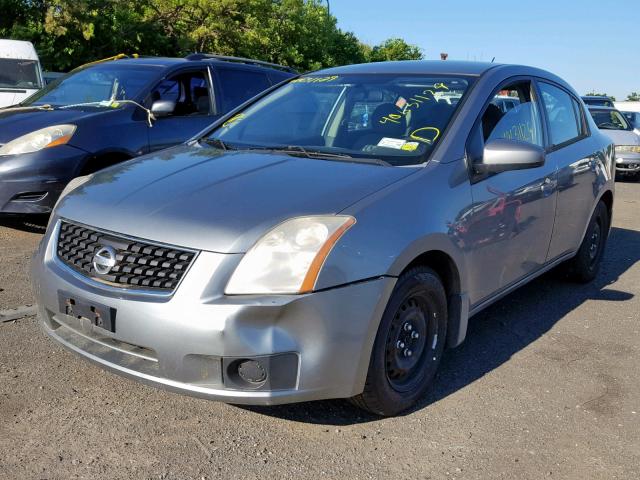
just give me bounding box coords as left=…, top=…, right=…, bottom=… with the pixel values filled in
left=481, top=81, right=543, bottom=147
left=216, top=69, right=271, bottom=113
left=539, top=82, right=581, bottom=147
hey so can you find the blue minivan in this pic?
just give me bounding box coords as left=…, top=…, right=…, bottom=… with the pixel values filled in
left=0, top=54, right=296, bottom=214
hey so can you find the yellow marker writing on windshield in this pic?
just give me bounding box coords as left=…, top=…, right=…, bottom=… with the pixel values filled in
left=291, top=75, right=339, bottom=83
left=410, top=127, right=441, bottom=144
left=222, top=113, right=246, bottom=127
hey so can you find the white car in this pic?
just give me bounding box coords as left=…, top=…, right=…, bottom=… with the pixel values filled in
left=0, top=39, right=44, bottom=108
left=588, top=106, right=640, bottom=177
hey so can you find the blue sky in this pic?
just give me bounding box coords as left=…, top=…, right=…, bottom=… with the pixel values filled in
left=331, top=0, right=639, bottom=100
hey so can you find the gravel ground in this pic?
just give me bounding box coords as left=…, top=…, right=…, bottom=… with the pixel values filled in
left=0, top=181, right=638, bottom=480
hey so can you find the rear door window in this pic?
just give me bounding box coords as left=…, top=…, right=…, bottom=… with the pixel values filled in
left=215, top=68, right=271, bottom=113
left=539, top=82, right=581, bottom=147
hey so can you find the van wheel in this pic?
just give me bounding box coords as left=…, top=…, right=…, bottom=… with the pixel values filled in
left=564, top=201, right=609, bottom=283
left=350, top=267, right=447, bottom=416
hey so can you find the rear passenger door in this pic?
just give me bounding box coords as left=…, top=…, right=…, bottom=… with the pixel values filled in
left=465, top=78, right=558, bottom=305
left=146, top=68, right=219, bottom=152
left=538, top=81, right=602, bottom=260
left=212, top=67, right=271, bottom=115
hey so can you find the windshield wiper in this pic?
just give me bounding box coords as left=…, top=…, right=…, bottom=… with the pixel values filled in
left=203, top=137, right=233, bottom=150
left=246, top=145, right=390, bottom=166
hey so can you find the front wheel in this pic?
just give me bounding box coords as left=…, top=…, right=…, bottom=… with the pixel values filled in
left=564, top=201, right=609, bottom=283
left=350, top=267, right=447, bottom=416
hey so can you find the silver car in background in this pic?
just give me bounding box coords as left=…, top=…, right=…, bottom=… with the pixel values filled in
left=31, top=61, right=615, bottom=416
left=621, top=110, right=640, bottom=136
left=588, top=106, right=640, bottom=178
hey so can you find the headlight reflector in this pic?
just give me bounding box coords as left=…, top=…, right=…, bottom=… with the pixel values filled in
left=225, top=216, right=356, bottom=295
left=0, top=124, right=76, bottom=156
left=615, top=145, right=640, bottom=154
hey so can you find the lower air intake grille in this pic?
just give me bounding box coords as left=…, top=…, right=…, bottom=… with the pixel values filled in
left=57, top=221, right=196, bottom=292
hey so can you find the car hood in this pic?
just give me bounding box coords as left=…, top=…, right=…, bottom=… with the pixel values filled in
left=0, top=105, right=115, bottom=144
left=599, top=128, right=640, bottom=146
left=57, top=144, right=417, bottom=253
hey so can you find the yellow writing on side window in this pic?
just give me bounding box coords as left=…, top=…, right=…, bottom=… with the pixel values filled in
left=222, top=113, right=246, bottom=127
left=291, top=75, right=339, bottom=84
left=500, top=122, right=535, bottom=143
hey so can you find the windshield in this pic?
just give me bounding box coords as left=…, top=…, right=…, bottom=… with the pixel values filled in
left=23, top=63, right=161, bottom=107
left=207, top=74, right=473, bottom=166
left=622, top=111, right=640, bottom=129
left=590, top=110, right=631, bottom=130
left=0, top=58, right=41, bottom=89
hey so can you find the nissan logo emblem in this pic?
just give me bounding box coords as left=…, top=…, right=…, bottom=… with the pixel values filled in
left=92, top=246, right=117, bottom=275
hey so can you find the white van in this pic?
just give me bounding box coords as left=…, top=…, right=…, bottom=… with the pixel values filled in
left=0, top=39, right=44, bottom=108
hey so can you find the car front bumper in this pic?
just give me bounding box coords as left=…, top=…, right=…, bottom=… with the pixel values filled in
left=615, top=153, right=640, bottom=173
left=0, top=145, right=88, bottom=214
left=31, top=220, right=395, bottom=405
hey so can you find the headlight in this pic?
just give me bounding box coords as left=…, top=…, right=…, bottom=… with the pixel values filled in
left=615, top=145, right=640, bottom=154
left=225, top=216, right=356, bottom=295
left=0, top=124, right=76, bottom=156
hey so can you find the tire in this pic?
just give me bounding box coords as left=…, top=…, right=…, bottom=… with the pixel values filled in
left=564, top=201, right=609, bottom=283
left=350, top=267, right=447, bottom=416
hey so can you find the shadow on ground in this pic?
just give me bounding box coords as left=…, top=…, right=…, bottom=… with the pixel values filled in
left=0, top=214, right=48, bottom=234
left=242, top=226, right=639, bottom=425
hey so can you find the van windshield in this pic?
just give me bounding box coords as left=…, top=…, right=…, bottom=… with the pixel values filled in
left=207, top=74, right=472, bottom=166
left=0, top=58, right=41, bottom=89
left=23, top=63, right=160, bottom=107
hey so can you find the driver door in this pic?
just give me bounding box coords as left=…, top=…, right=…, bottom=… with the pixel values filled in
left=147, top=68, right=219, bottom=152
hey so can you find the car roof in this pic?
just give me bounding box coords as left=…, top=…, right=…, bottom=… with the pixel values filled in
left=582, top=95, right=612, bottom=100
left=312, top=60, right=501, bottom=76
left=93, top=56, right=296, bottom=74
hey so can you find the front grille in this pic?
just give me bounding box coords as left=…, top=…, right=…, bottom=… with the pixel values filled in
left=57, top=221, right=196, bottom=292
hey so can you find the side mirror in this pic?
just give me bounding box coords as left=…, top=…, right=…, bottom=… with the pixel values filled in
left=476, top=138, right=545, bottom=174
left=150, top=100, right=176, bottom=118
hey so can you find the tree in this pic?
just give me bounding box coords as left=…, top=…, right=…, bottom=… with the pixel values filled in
left=1, top=0, right=423, bottom=72
left=627, top=92, right=640, bottom=101
left=366, top=38, right=423, bottom=62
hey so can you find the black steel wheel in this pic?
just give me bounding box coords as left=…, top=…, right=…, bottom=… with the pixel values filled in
left=350, top=266, right=447, bottom=416
left=564, top=201, right=609, bottom=283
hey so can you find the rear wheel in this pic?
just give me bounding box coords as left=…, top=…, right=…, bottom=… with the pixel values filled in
left=564, top=201, right=609, bottom=283
left=350, top=267, right=447, bottom=416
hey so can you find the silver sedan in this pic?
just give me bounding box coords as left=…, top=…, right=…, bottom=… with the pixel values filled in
left=31, top=61, right=615, bottom=416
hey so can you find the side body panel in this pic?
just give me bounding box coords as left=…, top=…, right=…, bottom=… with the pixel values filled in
left=466, top=163, right=557, bottom=304
left=546, top=135, right=612, bottom=259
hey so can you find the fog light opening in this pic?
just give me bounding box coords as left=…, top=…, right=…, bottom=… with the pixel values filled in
left=237, top=359, right=267, bottom=385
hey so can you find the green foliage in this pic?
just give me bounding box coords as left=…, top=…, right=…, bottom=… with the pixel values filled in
left=0, top=0, right=422, bottom=72
left=366, top=38, right=423, bottom=63
left=627, top=92, right=640, bottom=101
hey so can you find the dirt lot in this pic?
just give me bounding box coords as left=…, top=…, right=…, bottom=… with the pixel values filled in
left=0, top=181, right=638, bottom=480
